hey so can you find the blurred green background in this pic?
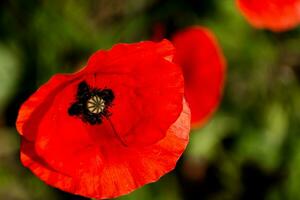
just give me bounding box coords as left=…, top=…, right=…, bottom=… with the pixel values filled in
left=1, top=0, right=300, bottom=200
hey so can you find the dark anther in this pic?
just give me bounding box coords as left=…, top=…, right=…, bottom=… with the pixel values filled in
left=68, top=103, right=83, bottom=116
left=77, top=81, right=90, bottom=101
left=68, top=81, right=114, bottom=125
left=100, top=89, right=115, bottom=103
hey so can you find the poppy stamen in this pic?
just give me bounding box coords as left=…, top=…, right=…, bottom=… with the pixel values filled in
left=68, top=81, right=114, bottom=125
left=87, top=95, right=105, bottom=114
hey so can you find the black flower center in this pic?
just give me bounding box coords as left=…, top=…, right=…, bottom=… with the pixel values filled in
left=68, top=81, right=114, bottom=125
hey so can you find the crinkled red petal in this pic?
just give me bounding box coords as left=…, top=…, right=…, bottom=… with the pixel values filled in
left=85, top=39, right=183, bottom=145
left=16, top=71, right=84, bottom=141
left=172, top=26, right=226, bottom=128
left=20, top=99, right=190, bottom=199
left=16, top=40, right=189, bottom=199
left=86, top=39, right=175, bottom=71
left=237, top=0, right=300, bottom=32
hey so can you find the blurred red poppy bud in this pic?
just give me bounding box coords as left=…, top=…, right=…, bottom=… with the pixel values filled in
left=172, top=26, right=226, bottom=128
left=237, top=0, right=300, bottom=32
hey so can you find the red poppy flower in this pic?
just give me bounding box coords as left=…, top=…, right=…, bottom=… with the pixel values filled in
left=16, top=40, right=191, bottom=199
left=172, top=27, right=226, bottom=128
left=237, top=0, right=300, bottom=32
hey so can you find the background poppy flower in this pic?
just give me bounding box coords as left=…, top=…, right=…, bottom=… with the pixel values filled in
left=172, top=26, right=226, bottom=128
left=16, top=40, right=191, bottom=199
left=237, top=0, right=300, bottom=32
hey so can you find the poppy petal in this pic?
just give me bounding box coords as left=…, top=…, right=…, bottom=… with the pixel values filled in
left=16, top=73, right=83, bottom=141
left=86, top=39, right=175, bottom=71
left=85, top=40, right=184, bottom=145
left=172, top=26, right=226, bottom=128
left=20, top=99, right=190, bottom=199
left=237, top=0, right=300, bottom=32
